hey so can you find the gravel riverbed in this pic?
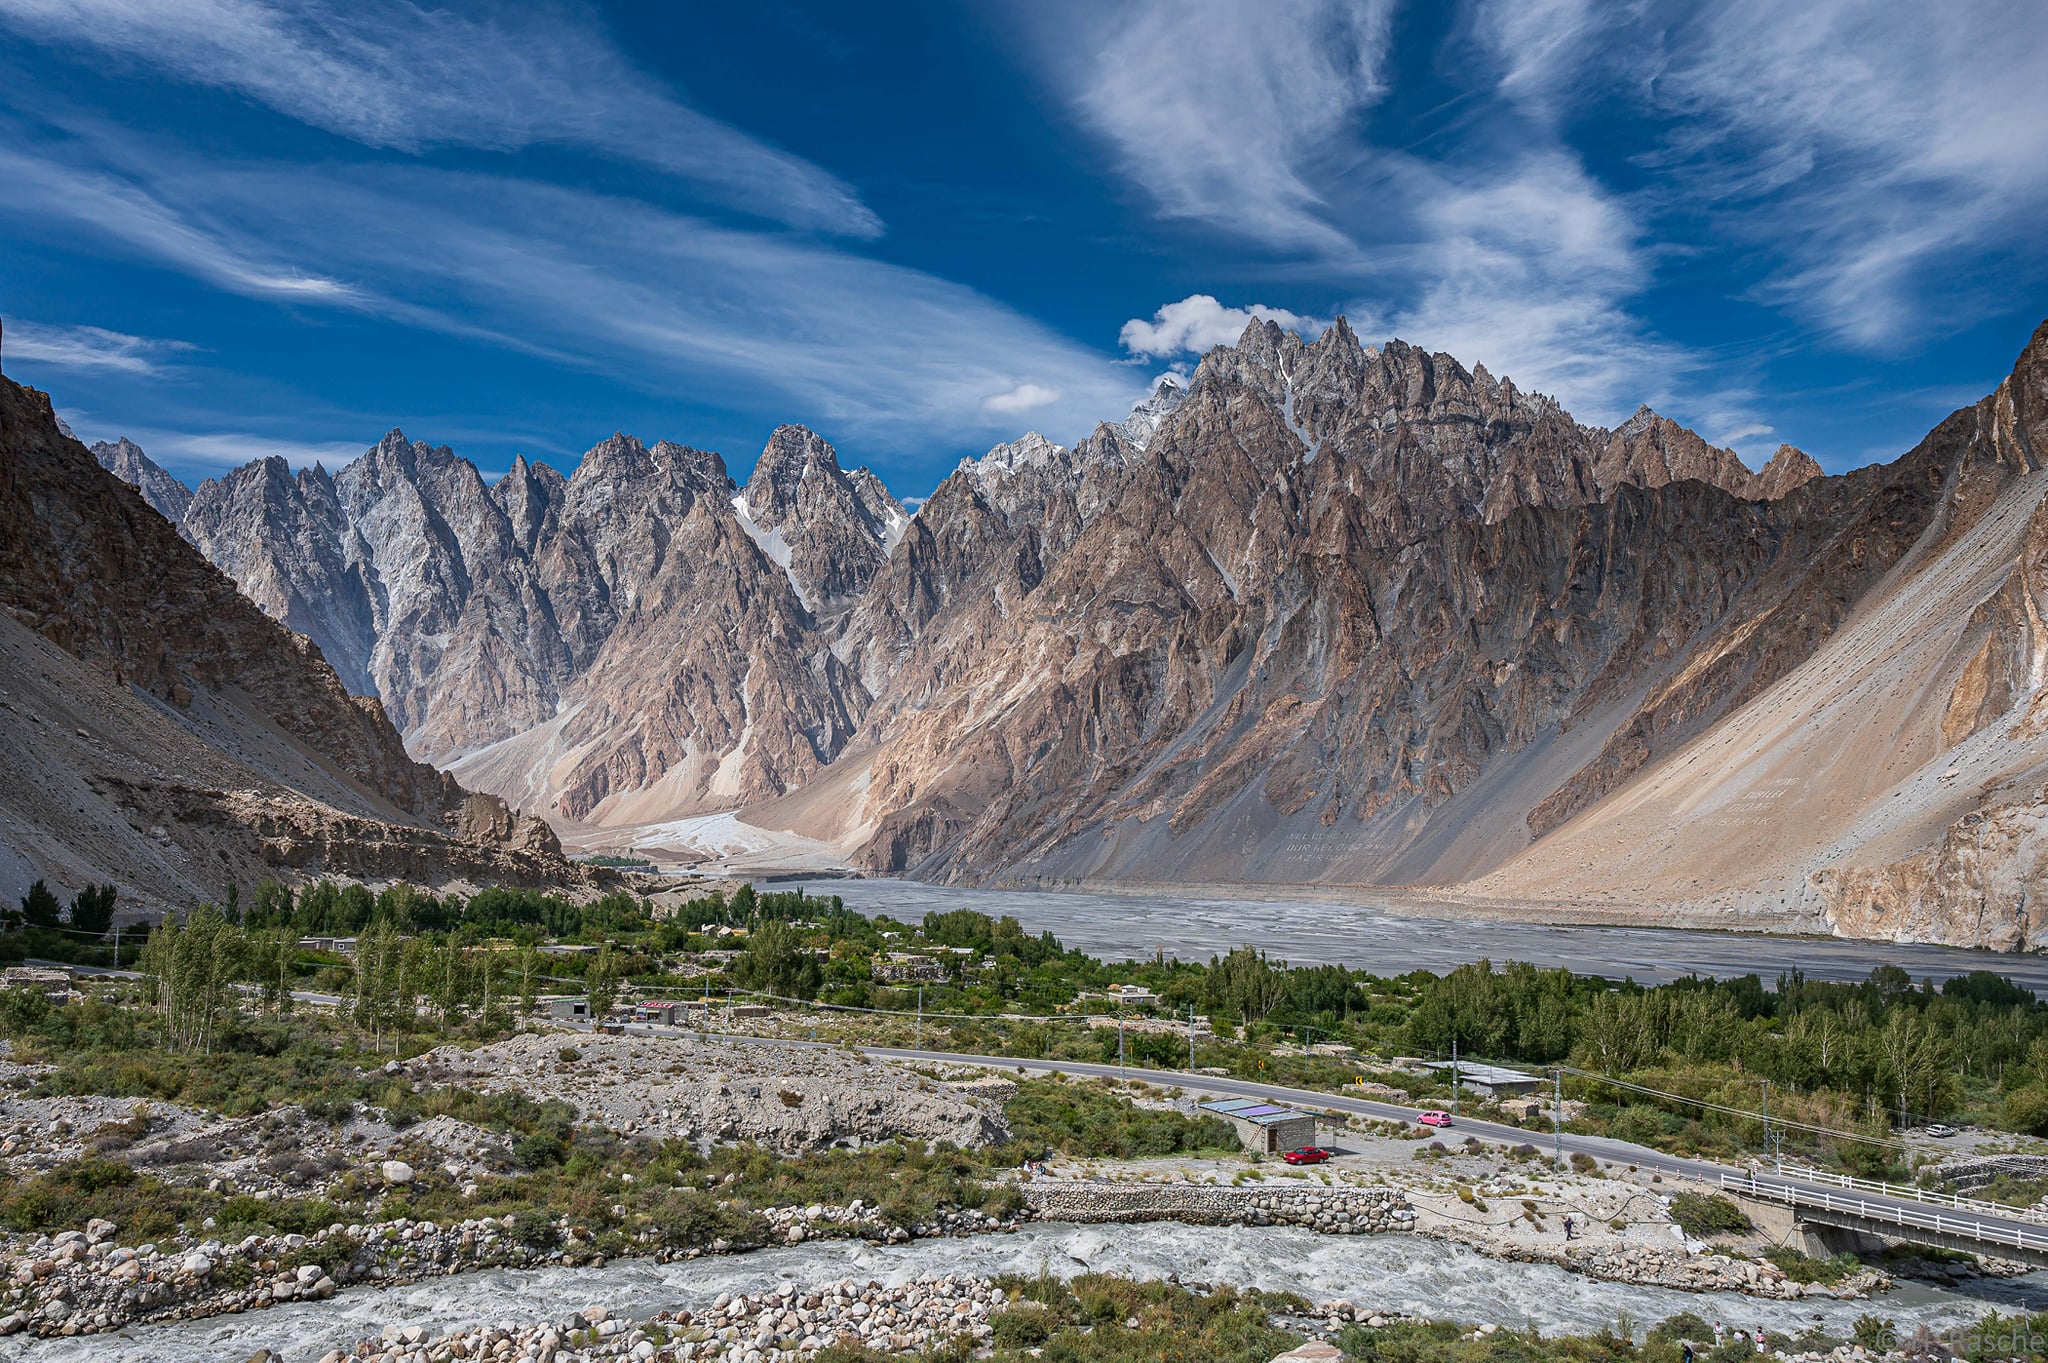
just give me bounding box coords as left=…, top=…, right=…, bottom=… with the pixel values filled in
left=4, top=1223, right=2041, bottom=1363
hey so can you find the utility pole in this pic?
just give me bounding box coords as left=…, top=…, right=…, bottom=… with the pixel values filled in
left=1187, top=1004, right=1196, bottom=1072
left=1761, top=1080, right=1772, bottom=1165
left=1553, top=1069, right=1564, bottom=1170
left=916, top=987, right=923, bottom=1049
left=1118, top=1015, right=1126, bottom=1073
left=1451, top=1039, right=1460, bottom=1117
left=110, top=924, right=120, bottom=970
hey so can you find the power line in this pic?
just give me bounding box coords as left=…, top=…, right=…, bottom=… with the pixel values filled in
left=1557, top=1064, right=1902, bottom=1149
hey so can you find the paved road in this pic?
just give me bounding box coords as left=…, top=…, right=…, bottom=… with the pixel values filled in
left=625, top=1025, right=2048, bottom=1259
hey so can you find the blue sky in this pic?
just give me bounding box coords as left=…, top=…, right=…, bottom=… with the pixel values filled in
left=1, top=0, right=2044, bottom=498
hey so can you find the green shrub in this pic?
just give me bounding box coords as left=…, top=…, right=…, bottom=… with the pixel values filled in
left=510, top=1210, right=559, bottom=1248
left=1001, top=1077, right=1239, bottom=1158
left=1669, top=1192, right=1751, bottom=1238
left=1763, top=1246, right=1860, bottom=1283
left=1650, top=1310, right=1711, bottom=1343
left=990, top=1302, right=1055, bottom=1348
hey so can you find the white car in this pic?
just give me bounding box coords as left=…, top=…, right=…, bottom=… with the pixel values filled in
left=1924, top=1124, right=1958, bottom=1138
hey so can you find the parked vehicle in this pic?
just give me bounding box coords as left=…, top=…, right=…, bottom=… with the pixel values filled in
left=1281, top=1146, right=1333, bottom=1165
left=1924, top=1124, right=1958, bottom=1138
left=1417, top=1110, right=1453, bottom=1128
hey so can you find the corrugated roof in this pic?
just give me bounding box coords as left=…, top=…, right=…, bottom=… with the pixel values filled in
left=1200, top=1098, right=1314, bottom=1126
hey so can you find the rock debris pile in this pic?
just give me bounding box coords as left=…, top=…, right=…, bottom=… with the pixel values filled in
left=312, top=1276, right=1001, bottom=1363
left=1019, top=1178, right=1412, bottom=1233
left=412, top=1033, right=1008, bottom=1152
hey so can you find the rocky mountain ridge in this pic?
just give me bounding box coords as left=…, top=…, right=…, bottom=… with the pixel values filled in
left=89, top=319, right=2048, bottom=948
left=2, top=370, right=580, bottom=914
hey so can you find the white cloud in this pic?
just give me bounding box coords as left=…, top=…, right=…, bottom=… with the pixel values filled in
left=1713, top=421, right=1775, bottom=448
left=980, top=382, right=1061, bottom=416
left=1338, top=153, right=1685, bottom=423
left=0, top=143, right=362, bottom=304
left=114, top=426, right=367, bottom=471
left=1470, top=0, right=2048, bottom=348
left=1017, top=0, right=1683, bottom=424
left=1024, top=0, right=1397, bottom=255
left=1120, top=296, right=1327, bottom=359
left=2, top=320, right=190, bottom=374
left=0, top=0, right=878, bottom=237
left=0, top=127, right=1145, bottom=450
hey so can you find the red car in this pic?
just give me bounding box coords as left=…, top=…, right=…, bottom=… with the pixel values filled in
left=1281, top=1146, right=1333, bottom=1165
left=1416, top=1110, right=1453, bottom=1128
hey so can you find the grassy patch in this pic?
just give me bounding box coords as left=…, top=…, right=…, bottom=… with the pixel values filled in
left=1003, top=1076, right=1240, bottom=1158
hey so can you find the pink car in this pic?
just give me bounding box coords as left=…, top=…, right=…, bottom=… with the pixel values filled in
left=1416, top=1110, right=1453, bottom=1128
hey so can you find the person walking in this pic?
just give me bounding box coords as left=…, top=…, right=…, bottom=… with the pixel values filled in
left=1754, top=1325, right=1767, bottom=1354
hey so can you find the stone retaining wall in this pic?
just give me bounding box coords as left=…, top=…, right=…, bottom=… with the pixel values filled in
left=1020, top=1179, right=1412, bottom=1233
left=1927, top=1155, right=2048, bottom=1191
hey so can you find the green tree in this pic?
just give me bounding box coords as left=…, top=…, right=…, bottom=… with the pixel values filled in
left=516, top=943, right=541, bottom=1018
left=20, top=880, right=60, bottom=929
left=137, top=905, right=246, bottom=1053
left=66, top=884, right=116, bottom=938
left=586, top=942, right=621, bottom=1019
left=1208, top=947, right=1288, bottom=1023
left=733, top=918, right=819, bottom=999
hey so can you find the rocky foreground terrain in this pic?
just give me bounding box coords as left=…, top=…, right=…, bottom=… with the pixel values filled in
left=412, top=1032, right=1009, bottom=1152
left=0, top=371, right=591, bottom=912
left=76, top=320, right=2048, bottom=947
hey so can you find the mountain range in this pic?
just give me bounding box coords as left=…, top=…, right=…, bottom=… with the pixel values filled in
left=0, top=369, right=589, bottom=917
left=69, top=319, right=2048, bottom=949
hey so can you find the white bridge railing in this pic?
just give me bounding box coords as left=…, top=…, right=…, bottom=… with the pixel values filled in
left=1770, top=1162, right=2048, bottom=1226
left=1681, top=1167, right=2048, bottom=1257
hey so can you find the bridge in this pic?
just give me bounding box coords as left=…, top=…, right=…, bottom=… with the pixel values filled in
left=1685, top=1166, right=2048, bottom=1268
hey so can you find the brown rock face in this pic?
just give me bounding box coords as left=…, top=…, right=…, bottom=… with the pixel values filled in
left=739, top=424, right=906, bottom=616
left=169, top=423, right=888, bottom=826
left=132, top=310, right=2048, bottom=950
left=0, top=374, right=579, bottom=911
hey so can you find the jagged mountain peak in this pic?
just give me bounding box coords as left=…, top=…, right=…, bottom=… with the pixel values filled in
left=744, top=425, right=845, bottom=516
left=1112, top=373, right=1189, bottom=451
left=963, top=430, right=1068, bottom=482
left=90, top=434, right=192, bottom=523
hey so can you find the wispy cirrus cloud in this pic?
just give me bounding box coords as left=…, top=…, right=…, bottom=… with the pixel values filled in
left=1023, top=0, right=1677, bottom=425
left=110, top=426, right=369, bottom=472
left=1471, top=0, right=2048, bottom=349
left=0, top=126, right=1142, bottom=451
left=0, top=0, right=879, bottom=237
left=2, top=320, right=192, bottom=374
left=0, top=142, right=361, bottom=304
left=1024, top=0, right=1397, bottom=256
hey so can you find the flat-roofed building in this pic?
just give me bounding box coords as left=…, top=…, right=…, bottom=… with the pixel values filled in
left=1420, top=1060, right=1545, bottom=1099
left=1199, top=1098, right=1319, bottom=1154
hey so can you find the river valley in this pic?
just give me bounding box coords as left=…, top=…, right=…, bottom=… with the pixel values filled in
left=803, top=881, right=2048, bottom=993
left=6, top=1223, right=2042, bottom=1363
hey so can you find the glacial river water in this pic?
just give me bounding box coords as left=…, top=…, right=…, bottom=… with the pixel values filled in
left=802, top=880, right=2048, bottom=993
left=7, top=1224, right=2044, bottom=1363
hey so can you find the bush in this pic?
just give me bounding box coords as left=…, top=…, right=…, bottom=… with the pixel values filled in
left=989, top=1302, right=1055, bottom=1348
left=1569, top=1151, right=1598, bottom=1173
left=1670, top=1192, right=1751, bottom=1238
left=1001, top=1077, right=1239, bottom=1158
left=1763, top=1247, right=1860, bottom=1283
left=1650, top=1310, right=1711, bottom=1343
left=514, top=1134, right=572, bottom=1172
left=510, top=1210, right=559, bottom=1248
